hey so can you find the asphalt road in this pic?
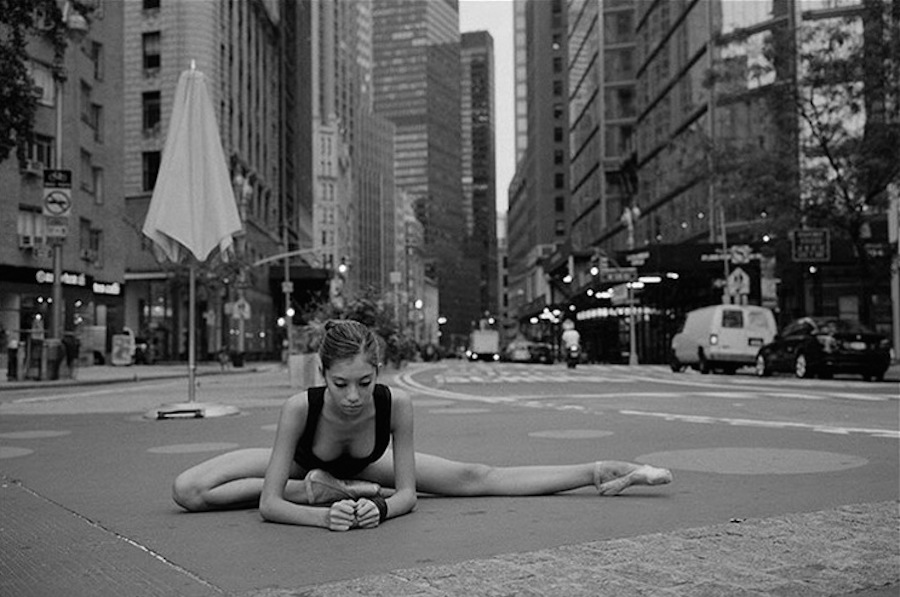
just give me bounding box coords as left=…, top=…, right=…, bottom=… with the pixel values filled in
left=1, top=361, right=897, bottom=596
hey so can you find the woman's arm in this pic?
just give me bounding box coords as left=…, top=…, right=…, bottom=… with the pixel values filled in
left=384, top=391, right=418, bottom=519
left=258, top=395, right=334, bottom=529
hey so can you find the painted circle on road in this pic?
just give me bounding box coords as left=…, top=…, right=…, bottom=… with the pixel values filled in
left=0, top=447, right=34, bottom=459
left=637, top=448, right=868, bottom=475
left=530, top=429, right=614, bottom=440
left=148, top=442, right=240, bottom=454
left=0, top=430, right=71, bottom=440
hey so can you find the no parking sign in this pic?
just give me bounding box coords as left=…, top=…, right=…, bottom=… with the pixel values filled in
left=43, top=169, right=72, bottom=238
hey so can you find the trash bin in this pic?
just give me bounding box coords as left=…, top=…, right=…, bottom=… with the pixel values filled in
left=44, top=338, right=64, bottom=381
left=7, top=340, right=18, bottom=381
left=231, top=351, right=245, bottom=367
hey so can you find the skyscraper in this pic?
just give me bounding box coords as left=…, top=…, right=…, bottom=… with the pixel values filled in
left=372, top=0, right=472, bottom=345
left=461, top=31, right=499, bottom=322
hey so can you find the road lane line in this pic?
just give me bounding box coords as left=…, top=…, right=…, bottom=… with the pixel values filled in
left=620, top=409, right=899, bottom=439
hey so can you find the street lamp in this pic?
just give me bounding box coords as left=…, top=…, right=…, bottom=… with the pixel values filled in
left=49, top=1, right=90, bottom=341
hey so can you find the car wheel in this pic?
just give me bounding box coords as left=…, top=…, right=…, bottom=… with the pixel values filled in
left=755, top=354, right=771, bottom=377
left=863, top=370, right=885, bottom=382
left=670, top=353, right=685, bottom=373
left=794, top=353, right=811, bottom=379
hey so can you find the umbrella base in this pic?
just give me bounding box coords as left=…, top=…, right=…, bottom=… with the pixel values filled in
left=145, top=402, right=240, bottom=420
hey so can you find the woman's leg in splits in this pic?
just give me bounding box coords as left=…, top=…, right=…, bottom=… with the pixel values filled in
left=361, top=452, right=672, bottom=497
left=172, top=448, right=312, bottom=511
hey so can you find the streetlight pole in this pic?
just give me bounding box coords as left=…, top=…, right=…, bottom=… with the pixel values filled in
left=50, top=2, right=89, bottom=341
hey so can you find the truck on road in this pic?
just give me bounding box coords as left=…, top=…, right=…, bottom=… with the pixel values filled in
left=466, top=330, right=500, bottom=362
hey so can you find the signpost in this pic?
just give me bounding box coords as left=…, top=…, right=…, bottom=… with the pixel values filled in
left=43, top=169, right=72, bottom=238
left=791, top=228, right=831, bottom=262
left=600, top=266, right=637, bottom=284
left=43, top=169, right=71, bottom=340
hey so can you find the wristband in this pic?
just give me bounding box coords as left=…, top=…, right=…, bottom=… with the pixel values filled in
left=370, top=495, right=388, bottom=523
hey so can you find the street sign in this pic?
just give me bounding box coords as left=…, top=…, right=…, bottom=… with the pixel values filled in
left=600, top=267, right=637, bottom=283
left=726, top=267, right=751, bottom=296
left=233, top=297, right=251, bottom=320
left=43, top=169, right=72, bottom=238
left=281, top=281, right=294, bottom=293
left=791, top=228, right=831, bottom=262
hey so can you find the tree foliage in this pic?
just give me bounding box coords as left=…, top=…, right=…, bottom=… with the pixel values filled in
left=0, top=0, right=99, bottom=166
left=700, top=0, right=898, bottom=323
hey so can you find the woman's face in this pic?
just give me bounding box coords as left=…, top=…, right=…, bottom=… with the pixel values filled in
left=324, top=353, right=377, bottom=418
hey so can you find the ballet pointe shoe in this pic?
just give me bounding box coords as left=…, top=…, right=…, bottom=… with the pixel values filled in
left=305, top=469, right=382, bottom=505
left=593, top=463, right=673, bottom=496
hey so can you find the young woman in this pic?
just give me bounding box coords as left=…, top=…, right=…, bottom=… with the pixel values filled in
left=172, top=320, right=673, bottom=531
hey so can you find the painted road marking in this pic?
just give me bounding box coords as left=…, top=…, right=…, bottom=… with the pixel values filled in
left=636, top=447, right=869, bottom=475
left=620, top=409, right=899, bottom=439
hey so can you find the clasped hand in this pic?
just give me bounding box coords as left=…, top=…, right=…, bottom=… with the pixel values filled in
left=327, top=498, right=380, bottom=532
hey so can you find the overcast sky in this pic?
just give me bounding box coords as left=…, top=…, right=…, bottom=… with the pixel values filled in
left=459, top=0, right=514, bottom=215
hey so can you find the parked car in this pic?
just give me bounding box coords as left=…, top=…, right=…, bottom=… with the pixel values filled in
left=503, top=339, right=554, bottom=364
left=671, top=304, right=777, bottom=374
left=755, top=317, right=891, bottom=381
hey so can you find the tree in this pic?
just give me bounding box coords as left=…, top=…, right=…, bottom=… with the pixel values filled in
left=705, top=0, right=898, bottom=324
left=0, top=0, right=67, bottom=165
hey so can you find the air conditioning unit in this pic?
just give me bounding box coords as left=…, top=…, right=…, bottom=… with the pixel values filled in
left=21, top=159, right=43, bottom=176
left=19, top=235, right=34, bottom=249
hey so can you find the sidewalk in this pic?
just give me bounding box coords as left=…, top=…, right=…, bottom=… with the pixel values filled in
left=4, top=360, right=900, bottom=391
left=0, top=360, right=280, bottom=392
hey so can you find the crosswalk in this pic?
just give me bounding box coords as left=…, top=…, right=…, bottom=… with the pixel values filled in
left=423, top=363, right=898, bottom=404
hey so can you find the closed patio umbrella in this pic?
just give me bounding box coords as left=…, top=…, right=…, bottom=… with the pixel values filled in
left=142, top=62, right=242, bottom=418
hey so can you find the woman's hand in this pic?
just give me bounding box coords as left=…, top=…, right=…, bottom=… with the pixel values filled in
left=353, top=498, right=381, bottom=529
left=327, top=499, right=358, bottom=532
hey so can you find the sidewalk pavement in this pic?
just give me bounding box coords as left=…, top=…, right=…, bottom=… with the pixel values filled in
left=4, top=360, right=900, bottom=391
left=0, top=359, right=280, bottom=391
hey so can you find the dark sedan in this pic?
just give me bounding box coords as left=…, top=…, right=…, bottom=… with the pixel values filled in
left=755, top=317, right=891, bottom=381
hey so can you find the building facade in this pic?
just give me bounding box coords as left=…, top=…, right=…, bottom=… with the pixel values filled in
left=371, top=0, right=472, bottom=347
left=1, top=0, right=125, bottom=377
left=122, top=0, right=283, bottom=362
left=507, top=0, right=570, bottom=328
left=461, top=31, right=499, bottom=324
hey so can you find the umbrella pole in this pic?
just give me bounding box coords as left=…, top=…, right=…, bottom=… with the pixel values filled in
left=188, top=263, right=197, bottom=403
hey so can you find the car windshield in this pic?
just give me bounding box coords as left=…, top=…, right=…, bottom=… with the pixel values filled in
left=814, top=319, right=873, bottom=334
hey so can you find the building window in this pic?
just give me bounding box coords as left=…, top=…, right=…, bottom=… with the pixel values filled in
left=553, top=103, right=564, bottom=120
left=143, top=0, right=160, bottom=11
left=555, top=196, right=565, bottom=212
left=143, top=32, right=161, bottom=73
left=80, top=80, right=92, bottom=123
left=555, top=219, right=566, bottom=236
left=142, top=91, right=161, bottom=134
left=90, top=103, right=103, bottom=141
left=17, top=207, right=46, bottom=247
left=554, top=173, right=565, bottom=189
left=29, top=62, right=55, bottom=106
left=93, top=167, right=104, bottom=205
left=88, top=41, right=103, bottom=80
left=554, top=149, right=564, bottom=165
left=553, top=57, right=563, bottom=73
left=554, top=127, right=563, bottom=142
left=142, top=151, right=161, bottom=191
left=553, top=80, right=563, bottom=96
left=27, top=135, right=54, bottom=169
left=81, top=150, right=93, bottom=193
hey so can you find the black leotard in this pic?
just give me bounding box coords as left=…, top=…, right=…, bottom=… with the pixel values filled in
left=293, top=384, right=392, bottom=479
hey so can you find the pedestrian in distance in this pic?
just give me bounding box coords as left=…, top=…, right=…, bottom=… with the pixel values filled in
left=172, top=319, right=673, bottom=531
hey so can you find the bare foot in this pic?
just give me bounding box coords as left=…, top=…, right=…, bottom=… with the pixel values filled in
left=593, top=462, right=673, bottom=496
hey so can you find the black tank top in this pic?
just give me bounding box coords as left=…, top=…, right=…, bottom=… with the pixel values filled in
left=293, top=384, right=392, bottom=479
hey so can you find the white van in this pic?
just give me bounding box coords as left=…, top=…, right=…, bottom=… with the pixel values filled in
left=671, top=304, right=777, bottom=374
